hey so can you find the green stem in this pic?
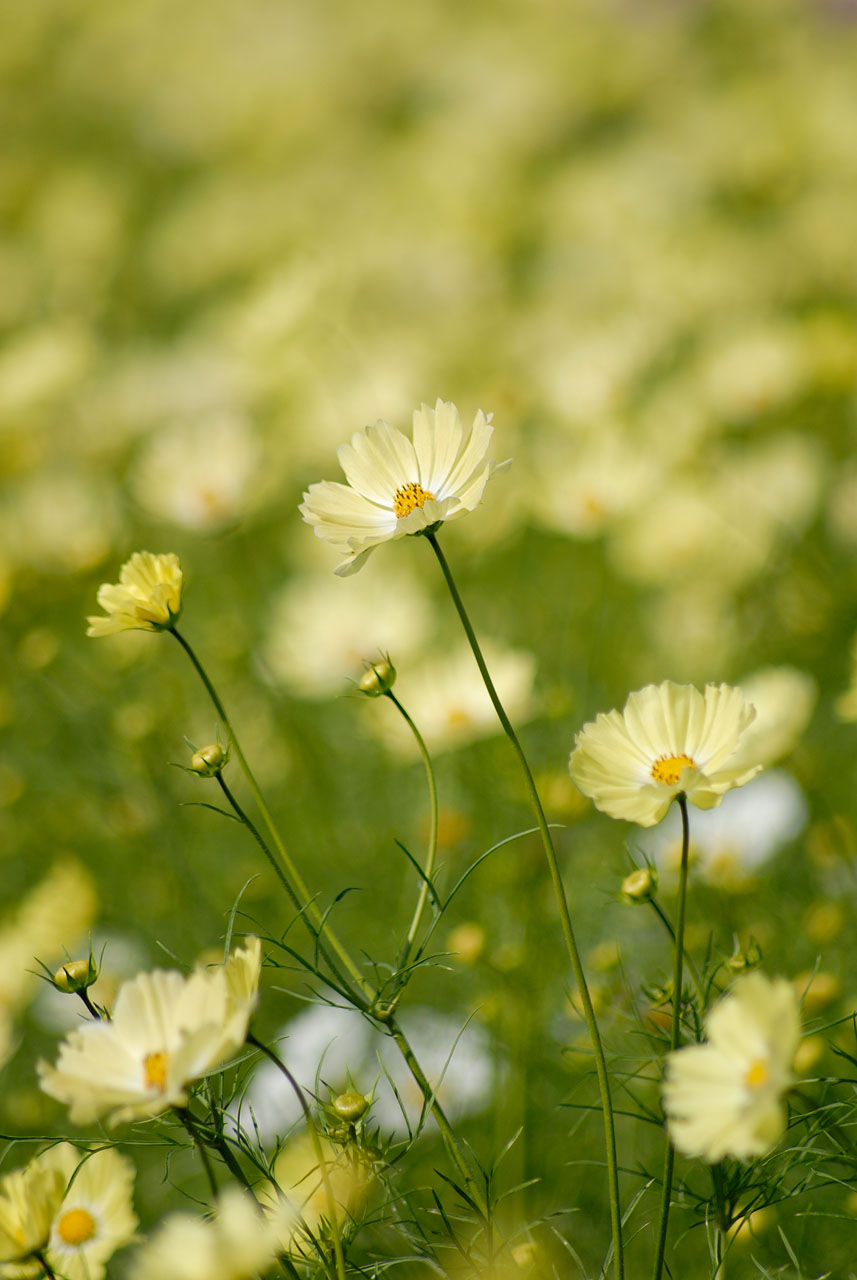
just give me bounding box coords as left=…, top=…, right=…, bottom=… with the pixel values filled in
left=384, top=691, right=438, bottom=971
left=711, top=1163, right=729, bottom=1279
left=651, top=794, right=691, bottom=1280
left=249, top=1034, right=346, bottom=1280
left=169, top=625, right=481, bottom=1214
left=215, top=774, right=361, bottom=1005
left=386, top=1015, right=489, bottom=1222
left=426, top=531, right=623, bottom=1279
left=169, top=626, right=367, bottom=995
left=647, top=897, right=705, bottom=1003
left=34, top=1253, right=57, bottom=1280
left=175, top=1106, right=220, bottom=1199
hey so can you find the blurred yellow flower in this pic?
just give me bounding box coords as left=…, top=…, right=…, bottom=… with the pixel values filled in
left=127, top=1188, right=289, bottom=1280
left=0, top=1155, right=64, bottom=1265
left=265, top=1133, right=372, bottom=1259
left=662, top=972, right=799, bottom=1162
left=42, top=1144, right=137, bottom=1280
left=569, top=681, right=761, bottom=827
left=38, top=940, right=260, bottom=1126
left=300, top=399, right=508, bottom=576
left=86, top=552, right=183, bottom=637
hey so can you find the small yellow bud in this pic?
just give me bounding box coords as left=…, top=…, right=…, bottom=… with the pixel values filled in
left=54, top=957, right=97, bottom=993
left=333, top=1091, right=369, bottom=1123
left=621, top=867, right=657, bottom=903
left=358, top=657, right=396, bottom=697
left=190, top=743, right=227, bottom=776
left=727, top=940, right=762, bottom=973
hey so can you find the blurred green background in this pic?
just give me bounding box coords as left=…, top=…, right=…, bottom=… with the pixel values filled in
left=3, top=0, right=857, bottom=1274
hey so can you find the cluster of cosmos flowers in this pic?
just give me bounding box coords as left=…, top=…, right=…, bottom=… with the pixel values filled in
left=2, top=401, right=819, bottom=1279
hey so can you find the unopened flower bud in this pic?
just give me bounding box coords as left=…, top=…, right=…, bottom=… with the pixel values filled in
left=333, top=1091, right=369, bottom=1123
left=727, top=940, right=762, bottom=973
left=190, top=743, right=227, bottom=776
left=54, top=957, right=98, bottom=993
left=358, top=657, right=396, bottom=697
left=621, top=867, right=658, bottom=903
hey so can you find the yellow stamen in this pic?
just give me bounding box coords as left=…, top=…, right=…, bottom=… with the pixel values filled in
left=57, top=1208, right=97, bottom=1246
left=651, top=753, right=695, bottom=786
left=144, top=1050, right=169, bottom=1092
left=745, top=1058, right=770, bottom=1089
left=392, top=482, right=435, bottom=519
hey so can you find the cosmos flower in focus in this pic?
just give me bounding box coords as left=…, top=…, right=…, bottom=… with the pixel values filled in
left=86, top=552, right=183, bottom=637
left=300, top=399, right=509, bottom=576
left=568, top=681, right=761, bottom=827
left=662, top=972, right=799, bottom=1162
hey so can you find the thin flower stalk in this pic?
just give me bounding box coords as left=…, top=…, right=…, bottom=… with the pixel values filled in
left=248, top=1035, right=346, bottom=1280
left=425, top=530, right=624, bottom=1280
left=175, top=1107, right=220, bottom=1200
left=651, top=794, right=691, bottom=1280
left=384, top=690, right=438, bottom=975
left=169, top=625, right=368, bottom=995
left=169, top=628, right=488, bottom=1217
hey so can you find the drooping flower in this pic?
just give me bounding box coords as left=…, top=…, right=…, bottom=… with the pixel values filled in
left=299, top=399, right=509, bottom=576
left=38, top=939, right=261, bottom=1126
left=662, top=972, right=799, bottom=1162
left=127, top=1188, right=289, bottom=1280
left=86, top=552, right=183, bottom=637
left=568, top=681, right=762, bottom=827
left=42, top=1144, right=137, bottom=1280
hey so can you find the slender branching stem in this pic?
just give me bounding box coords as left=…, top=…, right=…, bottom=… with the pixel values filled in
left=76, top=989, right=103, bottom=1020
left=34, top=1253, right=57, bottom=1280
left=711, top=1163, right=729, bottom=1279
left=169, top=625, right=483, bottom=1216
left=384, top=691, right=438, bottom=972
left=215, top=774, right=362, bottom=1005
left=647, top=897, right=705, bottom=1002
left=651, top=794, right=691, bottom=1280
left=170, top=626, right=366, bottom=994
left=248, top=1034, right=346, bottom=1280
left=175, top=1106, right=220, bottom=1199
left=426, top=531, right=623, bottom=1279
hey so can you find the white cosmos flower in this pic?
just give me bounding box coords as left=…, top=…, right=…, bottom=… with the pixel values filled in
left=299, top=399, right=509, bottom=576
left=569, top=681, right=762, bottom=827
left=43, top=1144, right=138, bottom=1280
left=662, top=972, right=799, bottom=1162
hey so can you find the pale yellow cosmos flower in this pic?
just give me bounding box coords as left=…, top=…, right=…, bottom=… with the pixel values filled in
left=300, top=399, right=509, bottom=576
left=568, top=681, right=762, bottom=827
left=0, top=1156, right=64, bottom=1265
left=662, top=972, right=799, bottom=1162
left=127, top=1188, right=290, bottom=1280
left=38, top=940, right=260, bottom=1126
left=86, top=552, right=183, bottom=637
left=41, top=1144, right=137, bottom=1280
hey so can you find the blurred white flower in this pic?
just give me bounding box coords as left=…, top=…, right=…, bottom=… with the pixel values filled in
left=130, top=414, right=264, bottom=531
left=640, top=769, right=808, bottom=889
left=261, top=563, right=432, bottom=700
left=364, top=642, right=537, bottom=756
left=663, top=972, right=799, bottom=1162
left=734, top=666, right=816, bottom=769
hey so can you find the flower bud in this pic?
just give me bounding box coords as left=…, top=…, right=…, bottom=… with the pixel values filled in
left=358, top=657, right=396, bottom=697
left=54, top=957, right=98, bottom=994
left=189, top=743, right=227, bottom=776
left=727, top=940, right=762, bottom=973
left=621, top=867, right=658, bottom=903
left=332, top=1091, right=369, bottom=1123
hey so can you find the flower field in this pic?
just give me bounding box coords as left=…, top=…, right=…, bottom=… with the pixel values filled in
left=3, top=1, right=857, bottom=1276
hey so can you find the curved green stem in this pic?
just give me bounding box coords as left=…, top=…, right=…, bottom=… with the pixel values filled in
left=647, top=896, right=705, bottom=1003
left=169, top=626, right=367, bottom=995
left=215, top=774, right=362, bottom=1005
left=249, top=1034, right=346, bottom=1280
left=426, top=531, right=623, bottom=1279
left=651, top=794, right=691, bottom=1280
left=384, top=691, right=438, bottom=971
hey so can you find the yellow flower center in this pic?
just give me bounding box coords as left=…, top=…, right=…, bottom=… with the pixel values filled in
left=144, top=1050, right=169, bottom=1092
left=745, top=1058, right=770, bottom=1090
left=651, top=753, right=695, bottom=786
left=392, top=482, right=435, bottom=519
left=57, top=1208, right=97, bottom=1246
